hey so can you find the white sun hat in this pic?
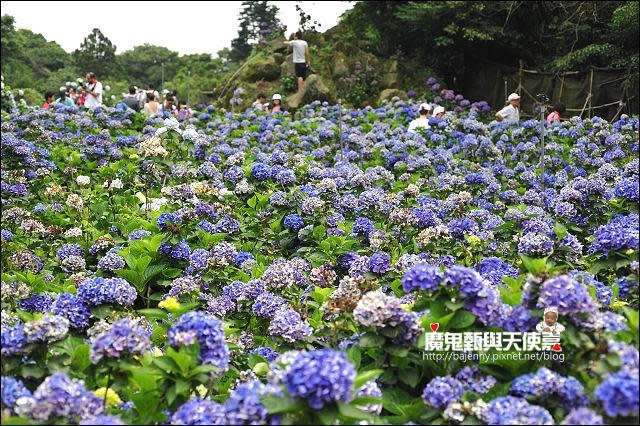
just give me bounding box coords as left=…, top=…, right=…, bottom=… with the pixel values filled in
left=507, top=93, right=521, bottom=101
left=433, top=105, right=445, bottom=115
left=419, top=102, right=432, bottom=111
left=272, top=93, right=282, bottom=100
left=544, top=306, right=558, bottom=315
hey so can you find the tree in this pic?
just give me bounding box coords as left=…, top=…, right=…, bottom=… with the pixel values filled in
left=1, top=15, right=20, bottom=68
left=228, top=1, right=286, bottom=62
left=118, top=44, right=179, bottom=88
left=296, top=3, right=321, bottom=33
left=73, top=28, right=117, bottom=77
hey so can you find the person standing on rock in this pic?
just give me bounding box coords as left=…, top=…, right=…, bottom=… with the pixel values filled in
left=284, top=31, right=311, bottom=96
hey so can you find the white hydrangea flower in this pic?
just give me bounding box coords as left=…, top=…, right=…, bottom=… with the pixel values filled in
left=76, top=175, right=90, bottom=186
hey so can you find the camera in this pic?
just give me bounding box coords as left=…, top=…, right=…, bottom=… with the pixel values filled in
left=536, top=93, right=549, bottom=104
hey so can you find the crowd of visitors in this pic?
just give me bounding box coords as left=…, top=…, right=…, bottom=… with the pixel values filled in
left=39, top=30, right=568, bottom=126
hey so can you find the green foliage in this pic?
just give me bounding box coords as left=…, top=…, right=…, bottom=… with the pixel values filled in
left=229, top=1, right=285, bottom=62
left=73, top=28, right=117, bottom=77
left=337, top=1, right=638, bottom=79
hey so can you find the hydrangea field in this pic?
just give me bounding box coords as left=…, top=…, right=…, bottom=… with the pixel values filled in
left=1, top=92, right=639, bottom=425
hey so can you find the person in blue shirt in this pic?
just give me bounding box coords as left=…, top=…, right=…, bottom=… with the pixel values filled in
left=55, top=89, right=75, bottom=107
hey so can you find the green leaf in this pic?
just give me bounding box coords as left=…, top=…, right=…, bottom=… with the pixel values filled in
left=359, top=333, right=385, bottom=348
left=152, top=356, right=180, bottom=374
left=261, top=395, right=305, bottom=414
left=137, top=308, right=169, bottom=320
left=337, top=402, right=374, bottom=420
left=519, top=254, right=548, bottom=274
left=449, top=310, right=476, bottom=329
left=553, top=221, right=567, bottom=239
left=90, top=304, right=114, bottom=320
left=167, top=347, right=193, bottom=373
left=346, top=347, right=361, bottom=369
left=398, top=367, right=420, bottom=387
left=70, top=344, right=90, bottom=372
left=1, top=417, right=32, bottom=425
left=354, top=369, right=384, bottom=390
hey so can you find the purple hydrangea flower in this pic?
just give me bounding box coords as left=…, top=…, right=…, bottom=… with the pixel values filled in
left=369, top=253, right=391, bottom=274
left=89, top=318, right=152, bottom=363
left=268, top=307, right=312, bottom=343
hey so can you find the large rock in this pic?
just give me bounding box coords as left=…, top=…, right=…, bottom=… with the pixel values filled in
left=379, top=58, right=400, bottom=88
left=266, top=38, right=288, bottom=54
left=286, top=74, right=335, bottom=110
left=280, top=54, right=294, bottom=78
left=378, top=88, right=408, bottom=103
left=300, top=74, right=334, bottom=105
left=244, top=56, right=281, bottom=82
left=331, top=52, right=349, bottom=78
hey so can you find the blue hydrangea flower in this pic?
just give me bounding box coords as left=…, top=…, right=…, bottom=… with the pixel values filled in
left=169, top=397, right=227, bottom=425
left=252, top=293, right=287, bottom=319
left=50, top=292, right=91, bottom=329
left=369, top=252, right=391, bottom=274
left=482, top=396, right=553, bottom=425
left=224, top=380, right=281, bottom=424
left=79, top=415, right=124, bottom=425
left=1, top=323, right=28, bottom=356
left=268, top=307, right=313, bottom=343
left=250, top=346, right=279, bottom=362
left=594, top=368, right=639, bottom=418
left=156, top=212, right=182, bottom=231
left=284, top=214, right=304, bottom=230
left=402, top=263, right=444, bottom=292
left=284, top=349, right=356, bottom=409
left=56, top=243, right=84, bottom=260
left=77, top=277, right=137, bottom=306
left=18, top=294, right=53, bottom=312
left=250, top=163, right=272, bottom=181
left=476, top=257, right=519, bottom=286
left=90, top=318, right=152, bottom=363
left=561, top=407, right=604, bottom=425
left=1, top=376, right=32, bottom=412
left=14, top=373, right=104, bottom=422
left=422, top=376, right=464, bottom=409
left=168, top=311, right=229, bottom=373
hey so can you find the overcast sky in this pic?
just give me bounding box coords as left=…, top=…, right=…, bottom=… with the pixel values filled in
left=1, top=1, right=354, bottom=56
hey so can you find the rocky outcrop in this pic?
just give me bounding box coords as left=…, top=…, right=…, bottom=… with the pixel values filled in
left=286, top=74, right=335, bottom=110
left=378, top=88, right=408, bottom=103
left=243, top=56, right=281, bottom=82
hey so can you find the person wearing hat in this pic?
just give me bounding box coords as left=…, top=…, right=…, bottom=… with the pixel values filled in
left=271, top=94, right=284, bottom=113
left=408, top=103, right=432, bottom=133
left=495, top=93, right=521, bottom=125
left=536, top=307, right=565, bottom=334
left=433, top=105, right=446, bottom=119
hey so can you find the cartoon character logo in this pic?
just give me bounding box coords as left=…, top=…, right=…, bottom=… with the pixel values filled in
left=535, top=306, right=565, bottom=335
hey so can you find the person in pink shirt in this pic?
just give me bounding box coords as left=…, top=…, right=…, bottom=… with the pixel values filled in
left=546, top=102, right=565, bottom=125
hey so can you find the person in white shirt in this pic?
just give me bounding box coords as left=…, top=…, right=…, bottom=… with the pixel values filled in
left=251, top=93, right=266, bottom=110
left=408, top=103, right=432, bottom=133
left=83, top=72, right=103, bottom=109
left=495, top=93, right=521, bottom=125
left=284, top=31, right=311, bottom=95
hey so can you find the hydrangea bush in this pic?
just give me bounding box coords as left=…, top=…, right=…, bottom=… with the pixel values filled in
left=0, top=87, right=638, bottom=424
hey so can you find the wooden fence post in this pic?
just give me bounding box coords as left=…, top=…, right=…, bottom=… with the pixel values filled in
left=587, top=68, right=594, bottom=118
